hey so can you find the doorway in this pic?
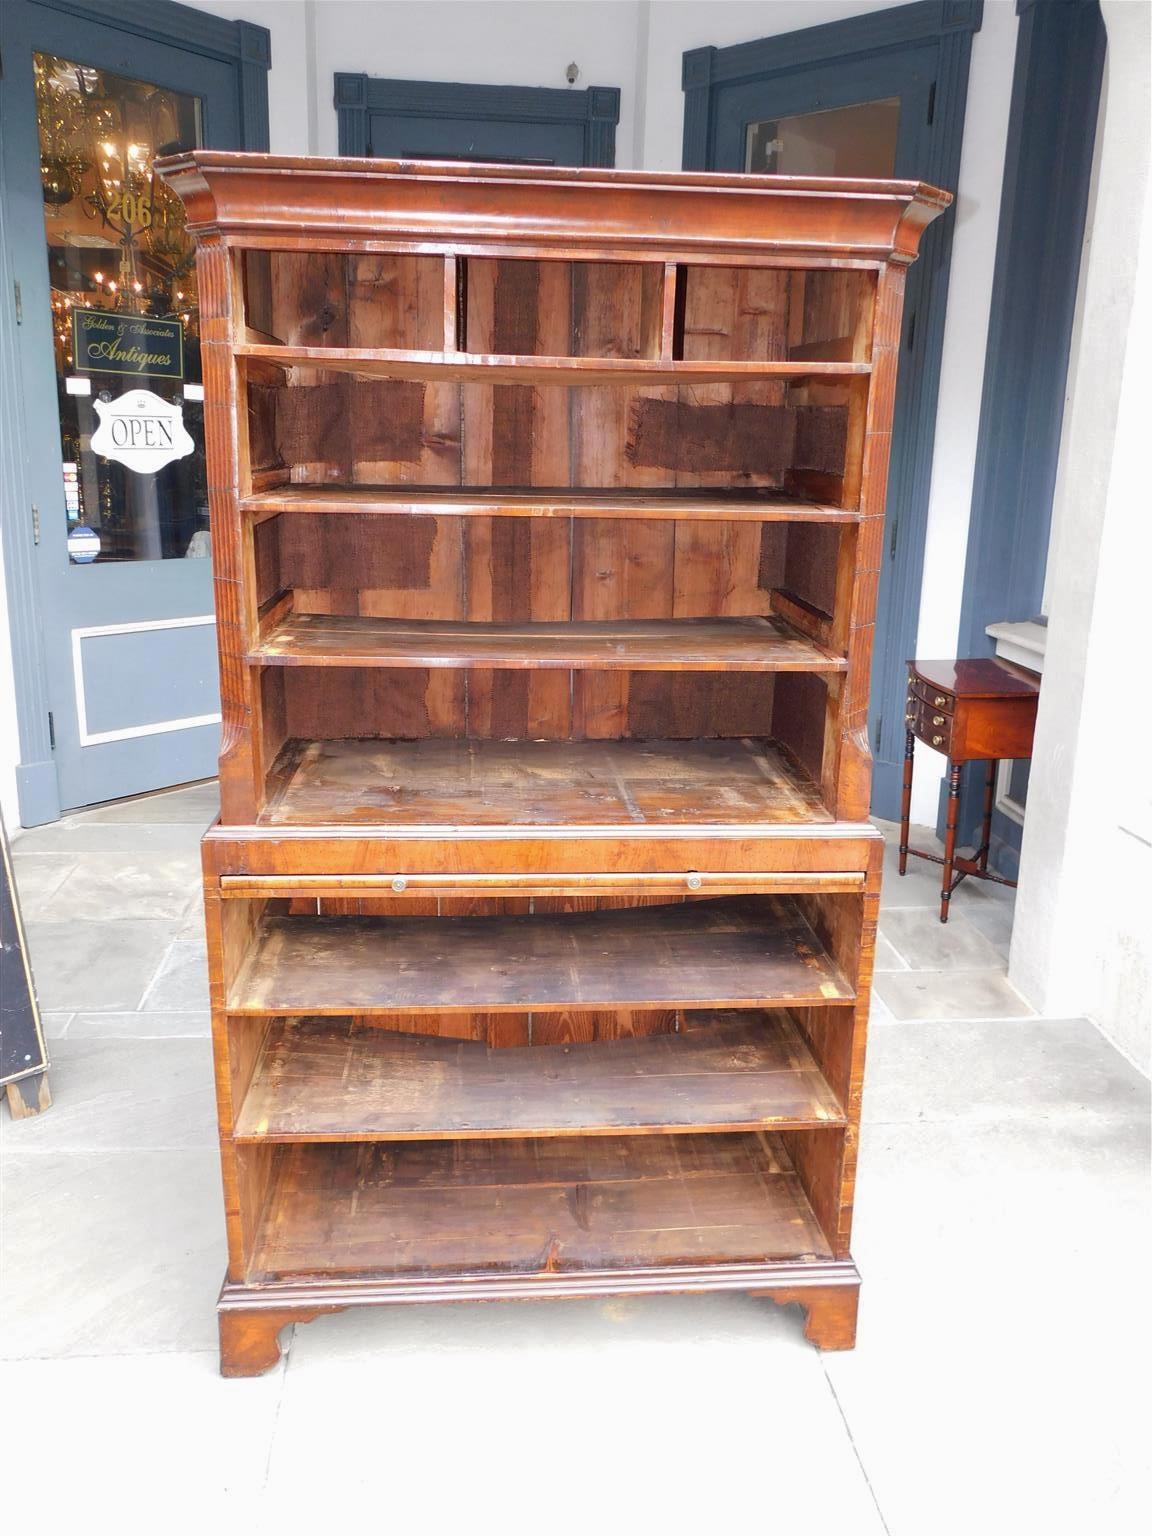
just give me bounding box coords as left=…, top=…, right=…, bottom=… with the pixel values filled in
left=683, top=1, right=981, bottom=818
left=335, top=74, right=620, bottom=166
left=0, top=0, right=269, bottom=823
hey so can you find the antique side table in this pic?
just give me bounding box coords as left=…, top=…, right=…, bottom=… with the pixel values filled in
left=900, top=658, right=1041, bottom=922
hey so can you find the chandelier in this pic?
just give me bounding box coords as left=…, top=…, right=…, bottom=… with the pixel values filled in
left=35, top=54, right=197, bottom=324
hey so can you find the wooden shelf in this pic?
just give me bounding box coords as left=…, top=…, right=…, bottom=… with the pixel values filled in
left=234, top=1011, right=847, bottom=1143
left=237, top=342, right=871, bottom=386
left=240, top=485, right=859, bottom=524
left=247, top=1131, right=834, bottom=1280
left=260, top=736, right=832, bottom=828
left=248, top=614, right=847, bottom=673
left=227, top=896, right=855, bottom=1016
left=155, top=152, right=951, bottom=1369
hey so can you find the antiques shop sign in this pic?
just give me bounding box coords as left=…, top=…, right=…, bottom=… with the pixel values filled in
left=91, top=389, right=195, bottom=474
left=72, top=307, right=184, bottom=380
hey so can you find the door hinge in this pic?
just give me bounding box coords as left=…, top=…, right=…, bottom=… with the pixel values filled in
left=874, top=714, right=883, bottom=751
left=889, top=516, right=899, bottom=560
left=31, top=505, right=40, bottom=544
left=907, top=309, right=917, bottom=351
left=13, top=280, right=23, bottom=324
left=927, top=81, right=936, bottom=126
left=47, top=712, right=55, bottom=750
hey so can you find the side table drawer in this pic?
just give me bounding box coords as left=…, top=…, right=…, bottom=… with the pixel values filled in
left=905, top=694, right=953, bottom=753
left=910, top=676, right=955, bottom=713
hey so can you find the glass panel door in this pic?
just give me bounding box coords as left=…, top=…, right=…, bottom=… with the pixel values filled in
left=2, top=0, right=244, bottom=818
left=34, top=53, right=206, bottom=566
left=745, top=98, right=900, bottom=177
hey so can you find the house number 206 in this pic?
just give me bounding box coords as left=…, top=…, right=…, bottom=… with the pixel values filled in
left=105, top=189, right=153, bottom=230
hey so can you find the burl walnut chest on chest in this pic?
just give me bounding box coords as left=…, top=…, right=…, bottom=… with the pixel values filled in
left=157, top=151, right=948, bottom=1376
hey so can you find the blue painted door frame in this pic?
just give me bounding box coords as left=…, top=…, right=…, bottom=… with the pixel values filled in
left=950, top=0, right=1104, bottom=876
left=683, top=0, right=982, bottom=820
left=0, top=0, right=269, bottom=825
left=335, top=74, right=620, bottom=167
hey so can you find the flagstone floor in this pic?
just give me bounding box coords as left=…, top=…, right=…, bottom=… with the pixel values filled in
left=3, top=782, right=1147, bottom=1531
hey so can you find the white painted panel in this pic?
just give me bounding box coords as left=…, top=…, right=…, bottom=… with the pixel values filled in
left=71, top=615, right=221, bottom=747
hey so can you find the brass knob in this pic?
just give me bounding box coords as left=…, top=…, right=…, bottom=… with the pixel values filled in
left=934, top=694, right=947, bottom=707
left=391, top=876, right=407, bottom=893
left=686, top=873, right=703, bottom=891
left=932, top=734, right=944, bottom=747
left=905, top=713, right=915, bottom=725
left=933, top=714, right=945, bottom=726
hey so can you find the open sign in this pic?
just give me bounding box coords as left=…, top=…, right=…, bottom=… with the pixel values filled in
left=90, top=389, right=195, bottom=474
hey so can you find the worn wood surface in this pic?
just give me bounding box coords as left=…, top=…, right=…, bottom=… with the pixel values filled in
left=205, top=823, right=883, bottom=875
left=157, top=151, right=949, bottom=265
left=241, top=485, right=856, bottom=524
left=250, top=613, right=846, bottom=672
left=237, top=342, right=870, bottom=385
left=5, top=1073, right=53, bottom=1119
left=760, top=1282, right=860, bottom=1350
left=259, top=736, right=831, bottom=828
left=157, top=155, right=949, bottom=1361
left=248, top=1130, right=833, bottom=1280
left=255, top=384, right=851, bottom=498
left=228, top=895, right=854, bottom=1015
left=232, top=1010, right=846, bottom=1142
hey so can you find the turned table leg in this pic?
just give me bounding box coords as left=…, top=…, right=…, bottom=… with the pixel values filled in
left=899, top=728, right=915, bottom=875
left=940, top=760, right=962, bottom=923
left=979, top=758, right=997, bottom=873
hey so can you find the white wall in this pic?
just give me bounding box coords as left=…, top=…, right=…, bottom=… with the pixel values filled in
left=186, top=0, right=314, bottom=153
left=1010, top=0, right=1152, bottom=1070
left=313, top=1, right=642, bottom=158
left=191, top=0, right=645, bottom=160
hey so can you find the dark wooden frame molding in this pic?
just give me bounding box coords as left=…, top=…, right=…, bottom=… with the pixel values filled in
left=0, top=0, right=270, bottom=826
left=334, top=74, right=620, bottom=167
left=682, top=0, right=983, bottom=819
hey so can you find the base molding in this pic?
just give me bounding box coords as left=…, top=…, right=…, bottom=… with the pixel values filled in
left=217, top=1260, right=862, bottom=1375
left=15, top=758, right=60, bottom=828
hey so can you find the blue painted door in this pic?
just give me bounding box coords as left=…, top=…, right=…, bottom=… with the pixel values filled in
left=366, top=110, right=582, bottom=165
left=1, top=2, right=242, bottom=811
left=709, top=49, right=943, bottom=818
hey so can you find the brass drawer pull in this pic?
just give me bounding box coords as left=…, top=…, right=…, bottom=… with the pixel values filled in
left=934, top=694, right=948, bottom=707
left=390, top=876, right=408, bottom=893
left=933, top=714, right=945, bottom=726
left=686, top=873, right=703, bottom=891
left=932, top=734, right=945, bottom=747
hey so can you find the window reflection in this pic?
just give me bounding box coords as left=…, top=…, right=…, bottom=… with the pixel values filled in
left=746, top=99, right=900, bottom=179
left=35, top=53, right=207, bottom=564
